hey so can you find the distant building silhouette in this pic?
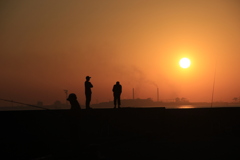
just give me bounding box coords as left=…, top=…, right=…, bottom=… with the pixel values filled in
left=37, top=101, right=43, bottom=107
left=67, top=93, right=81, bottom=110
left=112, top=81, right=122, bottom=108
left=85, top=76, right=93, bottom=109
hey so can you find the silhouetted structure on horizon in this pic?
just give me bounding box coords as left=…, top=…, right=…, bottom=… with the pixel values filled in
left=67, top=93, right=81, bottom=110
left=85, top=76, right=93, bottom=109
left=112, top=81, right=122, bottom=108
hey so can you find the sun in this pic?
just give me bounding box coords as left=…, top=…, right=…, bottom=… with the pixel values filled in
left=179, top=58, right=191, bottom=68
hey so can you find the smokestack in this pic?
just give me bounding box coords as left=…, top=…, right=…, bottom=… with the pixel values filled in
left=133, top=88, right=135, bottom=100
left=157, top=88, right=159, bottom=102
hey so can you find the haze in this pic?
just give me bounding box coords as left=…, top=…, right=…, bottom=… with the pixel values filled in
left=1, top=0, right=240, bottom=106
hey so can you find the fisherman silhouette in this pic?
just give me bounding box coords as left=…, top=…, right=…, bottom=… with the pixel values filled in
left=67, top=93, right=81, bottom=110
left=112, top=81, right=122, bottom=108
left=85, top=76, right=93, bottom=109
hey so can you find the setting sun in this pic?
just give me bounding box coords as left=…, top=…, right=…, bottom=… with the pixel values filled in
left=179, top=58, right=191, bottom=68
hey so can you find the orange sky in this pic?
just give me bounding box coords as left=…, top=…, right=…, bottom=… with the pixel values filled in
left=1, top=0, right=240, bottom=106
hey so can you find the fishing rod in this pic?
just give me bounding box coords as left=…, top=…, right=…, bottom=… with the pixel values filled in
left=0, top=98, right=50, bottom=110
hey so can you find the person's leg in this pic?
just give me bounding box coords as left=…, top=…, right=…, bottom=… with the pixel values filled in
left=85, top=93, right=92, bottom=109
left=85, top=96, right=89, bottom=109
left=114, top=94, right=117, bottom=108
left=117, top=94, right=121, bottom=108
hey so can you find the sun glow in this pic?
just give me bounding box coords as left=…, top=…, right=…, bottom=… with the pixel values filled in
left=179, top=58, right=191, bottom=68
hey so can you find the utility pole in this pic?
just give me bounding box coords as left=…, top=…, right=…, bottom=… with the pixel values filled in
left=211, top=61, right=217, bottom=108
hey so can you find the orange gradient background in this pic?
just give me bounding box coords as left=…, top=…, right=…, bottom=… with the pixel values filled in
left=0, top=0, right=240, bottom=106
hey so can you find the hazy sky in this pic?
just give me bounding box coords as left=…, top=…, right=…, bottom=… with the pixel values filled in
left=1, top=0, right=240, bottom=106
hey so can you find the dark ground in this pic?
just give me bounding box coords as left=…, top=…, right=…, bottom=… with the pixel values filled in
left=1, top=107, right=240, bottom=160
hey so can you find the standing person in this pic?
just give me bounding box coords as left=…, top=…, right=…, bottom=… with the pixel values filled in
left=85, top=76, right=93, bottom=109
left=112, top=81, right=122, bottom=108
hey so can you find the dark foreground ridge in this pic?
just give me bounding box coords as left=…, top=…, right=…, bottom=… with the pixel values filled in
left=1, top=107, right=240, bottom=159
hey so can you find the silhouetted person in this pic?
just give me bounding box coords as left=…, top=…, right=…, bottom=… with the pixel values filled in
left=67, top=93, right=81, bottom=110
left=85, top=76, right=93, bottom=109
left=112, top=81, right=122, bottom=108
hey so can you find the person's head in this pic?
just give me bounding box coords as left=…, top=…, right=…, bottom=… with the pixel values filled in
left=86, top=76, right=91, bottom=81
left=67, top=93, right=77, bottom=101
left=116, top=81, right=120, bottom=85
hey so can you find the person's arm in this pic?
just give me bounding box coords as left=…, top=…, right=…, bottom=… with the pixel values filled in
left=90, top=82, right=93, bottom=88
